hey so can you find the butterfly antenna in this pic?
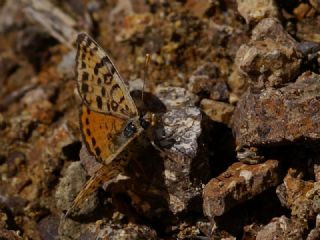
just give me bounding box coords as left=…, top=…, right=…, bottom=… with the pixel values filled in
left=142, top=53, right=150, bottom=105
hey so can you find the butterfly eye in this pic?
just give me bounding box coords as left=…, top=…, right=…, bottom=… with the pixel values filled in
left=123, top=122, right=137, bottom=138
left=139, top=117, right=150, bottom=129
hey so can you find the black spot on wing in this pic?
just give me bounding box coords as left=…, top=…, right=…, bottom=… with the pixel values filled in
left=82, top=72, right=89, bottom=81
left=96, top=96, right=103, bottom=109
left=95, top=147, right=101, bottom=156
left=111, top=100, right=118, bottom=112
left=86, top=128, right=91, bottom=136
left=101, top=87, right=106, bottom=96
left=110, top=84, right=120, bottom=96
left=104, top=73, right=113, bottom=84
left=94, top=56, right=108, bottom=75
left=92, top=137, right=96, bottom=146
left=81, top=83, right=89, bottom=93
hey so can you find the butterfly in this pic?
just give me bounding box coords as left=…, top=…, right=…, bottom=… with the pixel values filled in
left=65, top=33, right=155, bottom=217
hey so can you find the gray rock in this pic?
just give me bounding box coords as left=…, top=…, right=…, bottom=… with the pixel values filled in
left=55, top=162, right=99, bottom=217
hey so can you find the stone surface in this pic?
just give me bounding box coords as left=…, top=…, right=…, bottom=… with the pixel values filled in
left=55, top=162, right=99, bottom=217
left=232, top=72, right=320, bottom=148
left=95, top=222, right=158, bottom=240
left=237, top=0, right=279, bottom=25
left=256, top=216, right=306, bottom=240
left=297, top=16, right=320, bottom=43
left=200, top=98, right=234, bottom=125
left=188, top=63, right=229, bottom=102
left=235, top=18, right=301, bottom=88
left=276, top=170, right=320, bottom=222
left=203, top=160, right=281, bottom=218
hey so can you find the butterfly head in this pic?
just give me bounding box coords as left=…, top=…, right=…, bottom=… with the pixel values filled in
left=140, top=112, right=156, bottom=129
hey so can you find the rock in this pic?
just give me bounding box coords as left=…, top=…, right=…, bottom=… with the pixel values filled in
left=153, top=86, right=209, bottom=214
left=15, top=27, right=57, bottom=70
left=58, top=217, right=94, bottom=240
left=307, top=226, right=320, bottom=240
left=185, top=0, right=213, bottom=18
left=227, top=68, right=248, bottom=104
left=237, top=0, right=279, bottom=25
left=57, top=50, right=76, bottom=78
left=276, top=170, right=320, bottom=222
left=0, top=230, right=23, bottom=240
left=95, top=222, right=157, bottom=240
left=188, top=63, right=229, bottom=102
left=38, top=215, right=59, bottom=240
left=297, top=16, right=320, bottom=43
left=256, top=216, right=306, bottom=240
left=234, top=18, right=301, bottom=88
left=203, top=160, right=281, bottom=218
left=293, top=3, right=313, bottom=20
left=200, top=98, right=234, bottom=125
left=55, top=162, right=99, bottom=217
left=6, top=151, right=26, bottom=177
left=154, top=86, right=197, bottom=109
left=0, top=0, right=25, bottom=33
left=232, top=72, right=320, bottom=148
left=0, top=54, right=18, bottom=86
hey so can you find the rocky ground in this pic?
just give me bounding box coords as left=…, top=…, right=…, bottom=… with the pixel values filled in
left=1, top=0, right=320, bottom=239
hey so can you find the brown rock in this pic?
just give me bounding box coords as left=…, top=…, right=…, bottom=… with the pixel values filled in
left=203, top=160, right=281, bottom=218
left=297, top=16, right=320, bottom=43
left=237, top=0, right=279, bottom=25
left=293, top=3, right=312, bottom=20
left=307, top=227, right=320, bottom=240
left=235, top=18, right=301, bottom=88
left=95, top=222, right=157, bottom=240
left=256, top=216, right=306, bottom=240
left=200, top=98, right=234, bottom=125
left=276, top=171, right=320, bottom=222
left=227, top=68, right=248, bottom=104
left=188, top=63, right=229, bottom=102
left=232, top=72, right=320, bottom=148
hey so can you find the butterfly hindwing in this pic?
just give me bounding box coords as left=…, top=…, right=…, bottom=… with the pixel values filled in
left=80, top=105, right=128, bottom=165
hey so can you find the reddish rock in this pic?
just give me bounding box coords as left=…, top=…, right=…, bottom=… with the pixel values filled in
left=232, top=72, right=320, bottom=148
left=203, top=160, right=281, bottom=218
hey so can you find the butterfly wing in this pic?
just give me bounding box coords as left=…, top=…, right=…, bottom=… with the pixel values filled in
left=80, top=105, right=143, bottom=165
left=76, top=32, right=138, bottom=119
left=65, top=163, right=122, bottom=217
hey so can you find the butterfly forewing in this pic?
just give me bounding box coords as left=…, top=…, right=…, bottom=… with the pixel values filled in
left=76, top=33, right=138, bottom=119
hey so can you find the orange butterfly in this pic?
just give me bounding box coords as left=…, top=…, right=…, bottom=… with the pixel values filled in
left=66, top=33, right=155, bottom=217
